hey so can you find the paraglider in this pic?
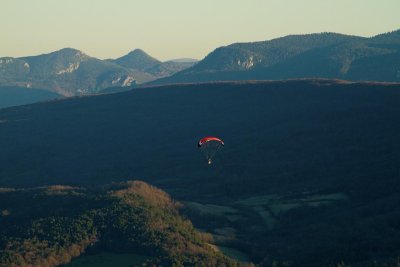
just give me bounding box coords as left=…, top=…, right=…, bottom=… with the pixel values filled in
left=197, top=137, right=224, bottom=164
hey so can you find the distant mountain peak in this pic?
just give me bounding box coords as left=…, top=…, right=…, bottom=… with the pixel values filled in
left=128, top=48, right=149, bottom=55
left=126, top=48, right=159, bottom=61
left=20, top=48, right=90, bottom=64
left=51, top=47, right=89, bottom=59
left=56, top=47, right=82, bottom=53
left=113, top=49, right=160, bottom=71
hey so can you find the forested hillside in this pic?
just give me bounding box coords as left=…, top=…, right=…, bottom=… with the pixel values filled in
left=0, top=181, right=242, bottom=267
left=153, top=30, right=400, bottom=84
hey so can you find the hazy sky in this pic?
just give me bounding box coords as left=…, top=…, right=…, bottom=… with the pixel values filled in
left=1, top=0, right=400, bottom=61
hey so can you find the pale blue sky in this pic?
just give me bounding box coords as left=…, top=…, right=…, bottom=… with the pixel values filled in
left=1, top=0, right=399, bottom=61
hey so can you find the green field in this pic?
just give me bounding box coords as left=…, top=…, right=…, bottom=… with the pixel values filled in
left=218, top=246, right=251, bottom=263
left=184, top=201, right=242, bottom=222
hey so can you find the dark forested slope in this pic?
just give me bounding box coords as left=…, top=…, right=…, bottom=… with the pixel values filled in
left=0, top=86, right=61, bottom=109
left=0, top=80, right=399, bottom=200
left=1, top=80, right=400, bottom=266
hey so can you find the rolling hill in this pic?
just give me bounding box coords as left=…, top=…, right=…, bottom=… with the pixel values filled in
left=152, top=30, right=400, bottom=84
left=1, top=80, right=400, bottom=266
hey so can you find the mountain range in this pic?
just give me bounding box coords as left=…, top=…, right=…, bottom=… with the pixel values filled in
left=153, top=30, right=400, bottom=84
left=1, top=29, right=399, bottom=99
left=0, top=48, right=197, bottom=96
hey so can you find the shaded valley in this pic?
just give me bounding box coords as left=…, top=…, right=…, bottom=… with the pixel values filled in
left=1, top=80, right=400, bottom=266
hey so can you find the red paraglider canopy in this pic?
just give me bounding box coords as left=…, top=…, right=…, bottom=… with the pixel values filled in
left=198, top=137, right=224, bottom=147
